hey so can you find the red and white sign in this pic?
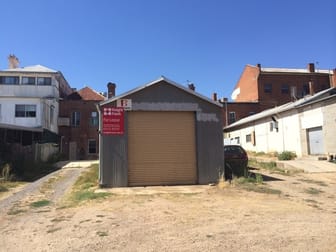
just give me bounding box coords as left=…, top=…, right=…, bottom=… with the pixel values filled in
left=102, top=107, right=124, bottom=135
left=117, top=99, right=132, bottom=110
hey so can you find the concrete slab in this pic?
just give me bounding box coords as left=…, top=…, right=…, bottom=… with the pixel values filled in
left=54, top=160, right=99, bottom=169
left=96, top=185, right=212, bottom=195
left=277, top=158, right=336, bottom=173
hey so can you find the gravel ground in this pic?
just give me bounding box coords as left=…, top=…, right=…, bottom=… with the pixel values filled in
left=0, top=163, right=336, bottom=252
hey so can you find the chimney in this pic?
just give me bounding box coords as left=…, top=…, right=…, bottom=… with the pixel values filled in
left=107, top=82, right=116, bottom=98
left=308, top=63, right=315, bottom=73
left=212, top=92, right=217, bottom=101
left=188, top=83, right=195, bottom=91
left=256, top=63, right=261, bottom=69
left=8, top=54, right=19, bottom=69
left=309, top=80, right=315, bottom=96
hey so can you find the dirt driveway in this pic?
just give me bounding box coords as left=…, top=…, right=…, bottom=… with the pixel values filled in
left=0, top=164, right=336, bottom=252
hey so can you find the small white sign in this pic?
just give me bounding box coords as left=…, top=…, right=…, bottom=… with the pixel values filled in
left=117, top=99, right=132, bottom=110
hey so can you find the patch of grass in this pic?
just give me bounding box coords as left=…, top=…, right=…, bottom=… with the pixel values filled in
left=0, top=181, right=24, bottom=194
left=305, top=187, right=323, bottom=195
left=63, top=164, right=111, bottom=207
left=0, top=184, right=8, bottom=192
left=30, top=199, right=51, bottom=208
left=248, top=159, right=298, bottom=175
left=278, top=151, right=296, bottom=160
left=298, top=179, right=328, bottom=187
left=96, top=231, right=108, bottom=237
left=233, top=175, right=281, bottom=195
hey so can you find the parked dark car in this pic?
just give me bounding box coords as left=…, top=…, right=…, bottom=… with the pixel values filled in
left=224, top=145, right=248, bottom=179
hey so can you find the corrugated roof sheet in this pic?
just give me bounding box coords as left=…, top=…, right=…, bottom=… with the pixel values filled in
left=2, top=64, right=57, bottom=73
left=224, top=87, right=336, bottom=130
left=100, top=76, right=222, bottom=107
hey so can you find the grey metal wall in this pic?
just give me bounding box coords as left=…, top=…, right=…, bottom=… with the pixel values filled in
left=99, top=80, right=224, bottom=187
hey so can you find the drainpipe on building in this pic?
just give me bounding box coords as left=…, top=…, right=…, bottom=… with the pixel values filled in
left=95, top=103, right=103, bottom=186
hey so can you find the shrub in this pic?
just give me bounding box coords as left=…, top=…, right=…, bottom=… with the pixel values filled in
left=278, top=151, right=296, bottom=160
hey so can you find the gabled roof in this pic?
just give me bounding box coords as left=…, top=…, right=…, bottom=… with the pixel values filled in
left=2, top=64, right=57, bottom=73
left=100, top=76, right=222, bottom=107
left=224, top=87, right=336, bottom=130
left=77, top=86, right=105, bottom=101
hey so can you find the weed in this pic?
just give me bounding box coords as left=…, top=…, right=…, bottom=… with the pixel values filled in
left=30, top=199, right=51, bottom=208
left=278, top=151, right=296, bottom=160
left=96, top=231, right=108, bottom=237
left=305, top=187, right=323, bottom=195
left=62, top=164, right=111, bottom=207
left=47, top=227, right=62, bottom=233
left=233, top=175, right=281, bottom=195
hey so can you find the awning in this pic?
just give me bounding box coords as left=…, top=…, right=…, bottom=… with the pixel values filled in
left=0, top=123, right=43, bottom=132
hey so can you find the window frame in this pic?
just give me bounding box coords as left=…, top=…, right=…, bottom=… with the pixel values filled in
left=22, top=76, right=36, bottom=85
left=90, top=111, right=99, bottom=127
left=281, top=84, right=289, bottom=94
left=15, top=104, right=37, bottom=118
left=228, top=111, right=236, bottom=124
left=37, top=77, right=52, bottom=86
left=88, top=139, right=97, bottom=154
left=0, top=76, right=20, bottom=85
left=264, top=83, right=272, bottom=93
left=71, top=111, right=80, bottom=127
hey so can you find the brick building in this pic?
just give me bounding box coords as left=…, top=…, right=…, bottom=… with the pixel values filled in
left=59, top=86, right=105, bottom=160
left=222, top=63, right=336, bottom=126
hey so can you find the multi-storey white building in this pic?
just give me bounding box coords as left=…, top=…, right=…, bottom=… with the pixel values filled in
left=0, top=55, right=72, bottom=147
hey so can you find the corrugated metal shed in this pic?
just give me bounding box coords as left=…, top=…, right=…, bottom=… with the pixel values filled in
left=98, top=76, right=224, bottom=187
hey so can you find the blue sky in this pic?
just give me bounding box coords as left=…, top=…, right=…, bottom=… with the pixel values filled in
left=1, top=0, right=335, bottom=100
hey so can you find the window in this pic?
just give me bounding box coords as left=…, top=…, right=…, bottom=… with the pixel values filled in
left=71, top=111, right=80, bottom=127
left=50, top=105, right=55, bottom=125
left=229, top=112, right=236, bottom=124
left=90, top=111, right=98, bottom=127
left=15, top=104, right=36, bottom=117
left=264, top=83, right=272, bottom=93
left=302, top=84, right=309, bottom=96
left=270, top=121, right=279, bottom=132
left=22, top=77, right=36, bottom=85
left=88, top=139, right=97, bottom=154
left=246, top=134, right=251, bottom=143
left=37, top=77, right=52, bottom=86
left=0, top=76, right=19, bottom=85
left=281, top=84, right=289, bottom=94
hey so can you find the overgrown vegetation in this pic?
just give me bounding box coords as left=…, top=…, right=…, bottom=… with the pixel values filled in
left=277, top=151, right=297, bottom=160
left=63, top=164, right=110, bottom=207
left=248, top=158, right=301, bottom=175
left=233, top=174, right=281, bottom=195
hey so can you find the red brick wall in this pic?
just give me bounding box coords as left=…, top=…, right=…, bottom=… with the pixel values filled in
left=232, top=65, right=260, bottom=102
left=258, top=73, right=331, bottom=106
left=59, top=100, right=100, bottom=160
left=222, top=102, right=268, bottom=127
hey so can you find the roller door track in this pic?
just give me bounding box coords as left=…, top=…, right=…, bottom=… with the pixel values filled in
left=128, top=111, right=197, bottom=186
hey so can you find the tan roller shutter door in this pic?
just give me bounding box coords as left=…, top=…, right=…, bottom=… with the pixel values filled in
left=128, top=111, right=197, bottom=186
